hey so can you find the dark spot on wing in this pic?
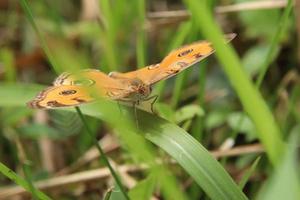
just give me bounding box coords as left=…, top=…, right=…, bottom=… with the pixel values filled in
left=178, top=49, right=193, bottom=57
left=59, top=90, right=77, bottom=96
left=47, top=101, right=67, bottom=107
left=72, top=97, right=87, bottom=103
left=193, top=53, right=204, bottom=59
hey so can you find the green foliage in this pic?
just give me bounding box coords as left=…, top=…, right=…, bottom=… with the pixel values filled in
left=0, top=0, right=298, bottom=199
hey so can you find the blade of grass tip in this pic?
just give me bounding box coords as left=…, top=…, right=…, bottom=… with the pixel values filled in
left=239, top=156, right=261, bottom=190
left=184, top=0, right=285, bottom=166
left=0, top=162, right=51, bottom=200
left=136, top=0, right=147, bottom=67
left=75, top=107, right=130, bottom=200
left=255, top=0, right=293, bottom=87
left=19, top=0, right=61, bottom=73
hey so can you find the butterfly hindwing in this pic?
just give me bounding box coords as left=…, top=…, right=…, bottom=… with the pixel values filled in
left=27, top=85, right=94, bottom=109
left=29, top=69, right=140, bottom=108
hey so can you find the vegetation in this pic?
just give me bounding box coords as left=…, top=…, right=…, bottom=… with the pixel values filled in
left=0, top=0, right=299, bottom=199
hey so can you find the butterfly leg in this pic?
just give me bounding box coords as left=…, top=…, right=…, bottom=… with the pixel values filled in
left=132, top=101, right=139, bottom=129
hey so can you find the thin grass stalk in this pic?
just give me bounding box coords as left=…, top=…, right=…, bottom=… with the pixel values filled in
left=256, top=0, right=294, bottom=87
left=98, top=0, right=119, bottom=71
left=171, top=72, right=189, bottom=108
left=15, top=128, right=48, bottom=199
left=75, top=107, right=130, bottom=200
left=19, top=0, right=60, bottom=73
left=136, top=0, right=147, bottom=67
left=22, top=163, right=39, bottom=200
left=0, top=162, right=51, bottom=200
left=155, top=21, right=192, bottom=101
left=184, top=0, right=285, bottom=166
left=191, top=63, right=207, bottom=141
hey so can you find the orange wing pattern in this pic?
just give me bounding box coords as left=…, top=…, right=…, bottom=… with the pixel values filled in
left=28, top=69, right=137, bottom=108
left=28, top=34, right=236, bottom=109
left=109, top=33, right=236, bottom=85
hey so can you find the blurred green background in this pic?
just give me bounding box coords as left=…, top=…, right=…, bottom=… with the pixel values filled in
left=0, top=0, right=299, bottom=199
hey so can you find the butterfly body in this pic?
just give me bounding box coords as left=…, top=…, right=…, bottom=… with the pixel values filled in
left=28, top=33, right=236, bottom=109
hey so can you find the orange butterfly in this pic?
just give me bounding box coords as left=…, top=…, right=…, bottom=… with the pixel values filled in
left=27, top=33, right=236, bottom=111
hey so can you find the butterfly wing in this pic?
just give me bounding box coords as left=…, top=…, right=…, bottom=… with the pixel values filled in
left=27, top=85, right=94, bottom=108
left=109, top=33, right=236, bottom=85
left=28, top=69, right=137, bottom=108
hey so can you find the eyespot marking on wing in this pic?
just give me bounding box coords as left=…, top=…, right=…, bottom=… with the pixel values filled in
left=168, top=61, right=189, bottom=73
left=59, top=90, right=77, bottom=96
left=73, top=78, right=95, bottom=86
left=178, top=49, right=193, bottom=57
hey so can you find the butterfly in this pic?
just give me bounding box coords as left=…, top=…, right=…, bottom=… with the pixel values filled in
left=27, top=33, right=236, bottom=111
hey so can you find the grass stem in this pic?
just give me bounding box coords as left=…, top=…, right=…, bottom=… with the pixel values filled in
left=75, top=107, right=130, bottom=200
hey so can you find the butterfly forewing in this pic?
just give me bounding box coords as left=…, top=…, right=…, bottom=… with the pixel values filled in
left=109, top=33, right=236, bottom=85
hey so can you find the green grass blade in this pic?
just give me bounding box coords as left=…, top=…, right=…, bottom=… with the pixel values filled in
left=184, top=0, right=285, bottom=166
left=257, top=133, right=300, bottom=200
left=129, top=174, right=156, bottom=200
left=256, top=0, right=294, bottom=87
left=19, top=0, right=61, bottom=73
left=98, top=0, right=119, bottom=71
left=136, top=0, right=147, bottom=67
left=75, top=107, right=130, bottom=200
left=155, top=21, right=192, bottom=100
left=22, top=163, right=39, bottom=200
left=238, top=156, right=261, bottom=189
left=0, top=162, right=51, bottom=200
left=0, top=83, right=247, bottom=200
left=140, top=113, right=248, bottom=200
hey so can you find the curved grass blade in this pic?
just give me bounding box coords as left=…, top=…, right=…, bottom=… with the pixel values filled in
left=184, top=0, right=285, bottom=166
left=0, top=84, right=248, bottom=200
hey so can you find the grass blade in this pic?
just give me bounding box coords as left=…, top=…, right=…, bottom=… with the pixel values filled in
left=256, top=0, right=294, bottom=87
left=0, top=83, right=248, bottom=200
left=0, top=162, right=51, bottom=200
left=75, top=107, right=130, bottom=200
left=184, top=0, right=285, bottom=166
left=239, top=156, right=261, bottom=189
